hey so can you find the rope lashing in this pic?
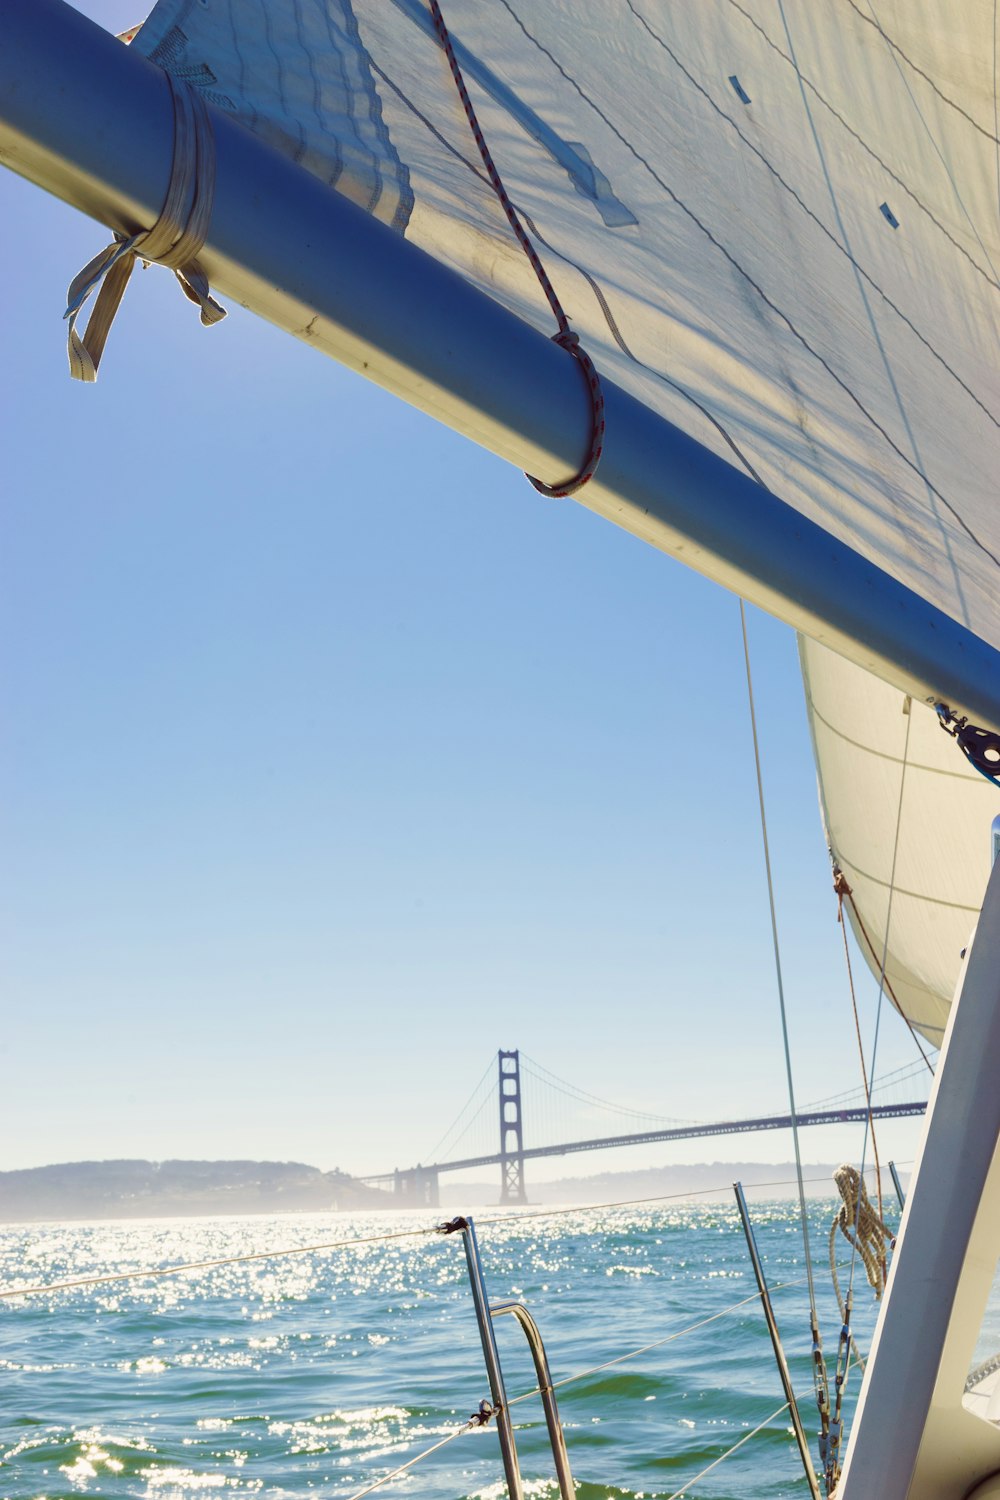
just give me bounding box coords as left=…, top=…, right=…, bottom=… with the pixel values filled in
left=427, top=0, right=604, bottom=497
left=65, top=69, right=225, bottom=382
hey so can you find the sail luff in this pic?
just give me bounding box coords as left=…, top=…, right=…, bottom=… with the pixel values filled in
left=3, top=0, right=1000, bottom=731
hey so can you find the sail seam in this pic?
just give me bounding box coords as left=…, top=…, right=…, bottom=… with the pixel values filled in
left=495, top=0, right=1000, bottom=571
left=723, top=0, right=1000, bottom=291
left=842, top=0, right=1000, bottom=143
left=833, top=852, right=981, bottom=915
left=808, top=702, right=998, bottom=782
left=625, top=0, right=1000, bottom=431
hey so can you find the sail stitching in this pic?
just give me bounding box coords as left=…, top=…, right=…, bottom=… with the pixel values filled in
left=723, top=0, right=1000, bottom=291
left=496, top=0, right=1000, bottom=571
left=625, top=0, right=1000, bottom=431
left=426, top=0, right=605, bottom=498
left=64, top=69, right=226, bottom=382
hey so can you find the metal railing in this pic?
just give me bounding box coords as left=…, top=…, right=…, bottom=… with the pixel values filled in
left=441, top=1215, right=575, bottom=1500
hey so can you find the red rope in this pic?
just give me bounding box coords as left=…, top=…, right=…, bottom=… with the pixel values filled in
left=428, top=0, right=605, bottom=497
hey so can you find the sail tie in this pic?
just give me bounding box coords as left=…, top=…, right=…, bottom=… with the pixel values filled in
left=427, top=0, right=604, bottom=497
left=65, top=70, right=226, bottom=383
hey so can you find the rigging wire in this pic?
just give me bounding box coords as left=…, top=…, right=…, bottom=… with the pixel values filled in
left=738, top=599, right=832, bottom=1484
left=846, top=705, right=913, bottom=1301
left=836, top=874, right=936, bottom=1074
left=738, top=604, right=821, bottom=1317
left=340, top=1295, right=804, bottom=1500
left=836, top=871, right=887, bottom=1228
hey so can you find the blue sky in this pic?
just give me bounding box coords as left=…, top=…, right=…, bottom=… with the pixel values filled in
left=0, top=1, right=930, bottom=1184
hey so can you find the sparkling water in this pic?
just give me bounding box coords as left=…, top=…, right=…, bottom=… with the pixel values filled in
left=1, top=1198, right=893, bottom=1499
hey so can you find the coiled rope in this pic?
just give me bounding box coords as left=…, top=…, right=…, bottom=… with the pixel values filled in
left=427, top=0, right=604, bottom=497
left=65, top=69, right=225, bottom=381
left=828, top=1163, right=895, bottom=1376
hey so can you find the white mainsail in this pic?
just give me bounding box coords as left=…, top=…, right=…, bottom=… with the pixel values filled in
left=128, top=0, right=1000, bottom=656
left=800, top=635, right=998, bottom=1045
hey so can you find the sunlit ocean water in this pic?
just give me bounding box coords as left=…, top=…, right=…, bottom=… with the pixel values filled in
left=1, top=1198, right=896, bottom=1500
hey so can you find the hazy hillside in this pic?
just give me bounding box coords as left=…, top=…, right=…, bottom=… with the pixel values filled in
left=439, top=1159, right=907, bottom=1207
left=0, top=1159, right=389, bottom=1223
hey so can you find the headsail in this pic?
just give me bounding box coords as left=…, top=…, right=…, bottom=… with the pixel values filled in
left=800, top=635, right=1000, bottom=1045
left=128, top=0, right=1000, bottom=655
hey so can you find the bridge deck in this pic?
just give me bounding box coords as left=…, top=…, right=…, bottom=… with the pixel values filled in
left=361, top=1101, right=926, bottom=1183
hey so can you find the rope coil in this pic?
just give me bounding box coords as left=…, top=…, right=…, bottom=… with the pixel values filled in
left=65, top=69, right=225, bottom=382
left=427, top=0, right=604, bottom=496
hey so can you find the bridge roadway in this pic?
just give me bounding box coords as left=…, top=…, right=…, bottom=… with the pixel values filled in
left=362, top=1100, right=927, bottom=1184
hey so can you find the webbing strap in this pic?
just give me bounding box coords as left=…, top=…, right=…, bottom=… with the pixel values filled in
left=65, top=72, right=225, bottom=383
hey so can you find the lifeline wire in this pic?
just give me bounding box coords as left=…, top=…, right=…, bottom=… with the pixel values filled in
left=1, top=1174, right=893, bottom=1301
left=343, top=1409, right=496, bottom=1500
left=662, top=1401, right=791, bottom=1500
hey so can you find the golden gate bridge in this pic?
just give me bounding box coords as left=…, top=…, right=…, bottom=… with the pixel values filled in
left=360, top=1049, right=929, bottom=1206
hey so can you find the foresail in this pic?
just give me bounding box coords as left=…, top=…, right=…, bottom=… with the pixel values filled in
left=128, top=0, right=1000, bottom=653
left=800, top=635, right=1000, bottom=1045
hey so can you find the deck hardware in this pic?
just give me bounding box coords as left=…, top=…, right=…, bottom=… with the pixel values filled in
left=879, top=202, right=900, bottom=228
left=448, top=1215, right=575, bottom=1500
left=729, top=75, right=751, bottom=104
left=734, top=1182, right=822, bottom=1498
left=888, top=1160, right=906, bottom=1211
left=934, top=703, right=1000, bottom=785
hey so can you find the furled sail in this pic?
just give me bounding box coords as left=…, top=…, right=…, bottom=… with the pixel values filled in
left=127, top=0, right=1000, bottom=656
left=800, top=635, right=1000, bottom=1045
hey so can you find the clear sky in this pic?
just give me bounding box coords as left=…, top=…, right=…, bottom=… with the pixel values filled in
left=0, top=1, right=931, bottom=1185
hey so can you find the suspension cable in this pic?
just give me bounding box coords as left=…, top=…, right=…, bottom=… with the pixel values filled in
left=521, top=1052, right=696, bottom=1124
left=423, top=1056, right=497, bottom=1164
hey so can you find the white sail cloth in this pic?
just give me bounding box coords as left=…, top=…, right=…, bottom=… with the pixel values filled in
left=800, top=636, right=999, bottom=1044
left=129, top=0, right=1000, bottom=652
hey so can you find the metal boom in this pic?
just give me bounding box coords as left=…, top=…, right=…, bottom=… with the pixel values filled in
left=3, top=1, right=1000, bottom=729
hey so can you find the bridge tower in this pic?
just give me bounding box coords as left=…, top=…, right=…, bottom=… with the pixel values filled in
left=498, top=1049, right=527, bottom=1204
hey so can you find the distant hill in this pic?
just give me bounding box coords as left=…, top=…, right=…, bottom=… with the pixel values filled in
left=0, top=1159, right=390, bottom=1223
